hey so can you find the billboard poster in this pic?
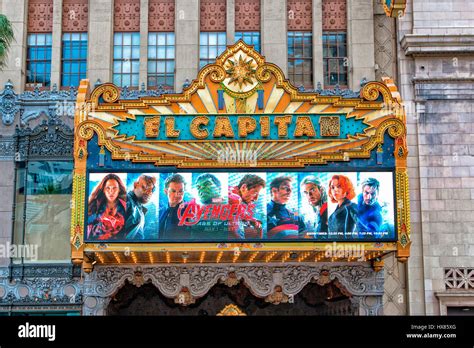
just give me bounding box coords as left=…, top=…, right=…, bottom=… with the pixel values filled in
left=85, top=171, right=395, bottom=242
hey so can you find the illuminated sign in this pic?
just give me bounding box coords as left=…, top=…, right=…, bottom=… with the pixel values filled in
left=71, top=41, right=411, bottom=268
left=115, top=114, right=364, bottom=141
left=85, top=170, right=396, bottom=242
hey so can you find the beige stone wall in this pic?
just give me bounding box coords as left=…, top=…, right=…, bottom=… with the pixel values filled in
left=88, top=0, right=114, bottom=85
left=0, top=0, right=27, bottom=92
left=398, top=0, right=474, bottom=315
left=261, top=0, right=288, bottom=75
left=412, top=0, right=474, bottom=35
left=175, top=0, right=199, bottom=91
left=347, top=0, right=375, bottom=89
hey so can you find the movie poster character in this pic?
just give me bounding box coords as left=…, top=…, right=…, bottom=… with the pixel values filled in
left=266, top=173, right=306, bottom=239
left=124, top=173, right=159, bottom=240
left=87, top=173, right=128, bottom=241
left=299, top=174, right=329, bottom=239
left=182, top=173, right=228, bottom=240
left=158, top=173, right=193, bottom=240
left=327, top=173, right=358, bottom=238
left=356, top=172, right=395, bottom=239
left=228, top=173, right=266, bottom=239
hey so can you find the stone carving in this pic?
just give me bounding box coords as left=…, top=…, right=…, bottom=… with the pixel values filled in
left=0, top=265, right=82, bottom=310
left=445, top=268, right=474, bottom=290
left=235, top=0, right=260, bottom=31
left=149, top=0, right=175, bottom=32
left=114, top=0, right=141, bottom=32
left=174, top=287, right=195, bottom=306
left=322, top=0, right=347, bottom=31
left=236, top=266, right=274, bottom=297
left=28, top=0, right=54, bottom=32
left=1, top=263, right=383, bottom=315
left=313, top=82, right=361, bottom=98
left=62, top=0, right=89, bottom=32
left=265, top=285, right=289, bottom=304
left=0, top=137, right=15, bottom=161
left=189, top=266, right=228, bottom=297
left=14, top=118, right=74, bottom=159
left=374, top=12, right=397, bottom=82
left=146, top=267, right=181, bottom=296
left=0, top=81, right=20, bottom=126
left=288, top=0, right=312, bottom=31
left=200, top=0, right=226, bottom=31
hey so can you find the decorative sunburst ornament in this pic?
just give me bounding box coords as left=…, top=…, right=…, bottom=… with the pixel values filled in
left=225, top=55, right=256, bottom=89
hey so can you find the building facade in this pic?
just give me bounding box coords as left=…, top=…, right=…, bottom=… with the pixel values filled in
left=0, top=0, right=471, bottom=316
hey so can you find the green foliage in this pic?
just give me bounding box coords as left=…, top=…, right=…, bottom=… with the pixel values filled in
left=0, top=14, right=14, bottom=69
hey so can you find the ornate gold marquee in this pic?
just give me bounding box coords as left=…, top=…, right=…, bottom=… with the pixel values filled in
left=71, top=41, right=411, bottom=272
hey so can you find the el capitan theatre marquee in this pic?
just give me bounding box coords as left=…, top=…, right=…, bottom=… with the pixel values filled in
left=70, top=41, right=411, bottom=272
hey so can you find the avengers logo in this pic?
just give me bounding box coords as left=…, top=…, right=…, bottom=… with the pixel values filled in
left=177, top=202, right=255, bottom=226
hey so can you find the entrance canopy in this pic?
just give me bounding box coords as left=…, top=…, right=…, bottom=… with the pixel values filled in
left=71, top=41, right=410, bottom=271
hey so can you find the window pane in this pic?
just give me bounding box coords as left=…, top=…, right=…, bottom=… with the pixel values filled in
left=157, top=46, right=166, bottom=59
left=209, top=33, right=217, bottom=45
left=132, top=33, right=140, bottom=46
left=132, top=74, right=139, bottom=86
left=200, top=32, right=208, bottom=45
left=148, top=61, right=156, bottom=73
left=121, top=75, right=131, bottom=87
left=123, top=46, right=132, bottom=59
left=131, top=47, right=140, bottom=59
left=123, top=33, right=132, bottom=46
left=114, top=47, right=122, bottom=59
left=209, top=46, right=218, bottom=59
left=36, top=34, right=45, bottom=46
left=122, top=61, right=131, bottom=73
left=168, top=33, right=175, bottom=45
left=200, top=47, right=208, bottom=59
left=113, top=74, right=121, bottom=85
left=148, top=46, right=156, bottom=59
left=148, top=33, right=157, bottom=45
left=132, top=61, right=139, bottom=73
left=157, top=33, right=166, bottom=46
left=114, top=32, right=122, bottom=45
left=218, top=33, right=226, bottom=45
left=166, top=47, right=175, bottom=59
left=148, top=76, right=157, bottom=87
left=113, top=61, right=122, bottom=73
left=157, top=61, right=165, bottom=73
left=166, top=61, right=175, bottom=72
left=15, top=161, right=73, bottom=262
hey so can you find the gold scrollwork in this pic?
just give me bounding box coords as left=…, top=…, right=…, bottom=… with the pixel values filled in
left=207, top=65, right=226, bottom=83
left=217, top=304, right=247, bottom=316
left=361, top=81, right=394, bottom=104
left=89, top=83, right=120, bottom=109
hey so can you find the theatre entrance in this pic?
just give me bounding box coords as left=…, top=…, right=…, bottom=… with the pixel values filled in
left=106, top=279, right=355, bottom=316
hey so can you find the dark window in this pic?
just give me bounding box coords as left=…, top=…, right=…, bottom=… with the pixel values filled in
left=13, top=161, right=73, bottom=262
left=235, top=31, right=260, bottom=52
left=288, top=31, right=313, bottom=89
left=26, top=33, right=52, bottom=88
left=62, top=32, right=88, bottom=87
left=148, top=32, right=175, bottom=90
left=199, top=32, right=227, bottom=69
left=323, top=32, right=347, bottom=87
left=113, top=32, right=140, bottom=87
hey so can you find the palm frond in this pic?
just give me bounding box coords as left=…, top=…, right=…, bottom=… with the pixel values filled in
left=0, top=15, right=14, bottom=44
left=0, top=15, right=14, bottom=70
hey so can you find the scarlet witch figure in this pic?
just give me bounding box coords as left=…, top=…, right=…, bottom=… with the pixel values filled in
left=87, top=174, right=127, bottom=240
